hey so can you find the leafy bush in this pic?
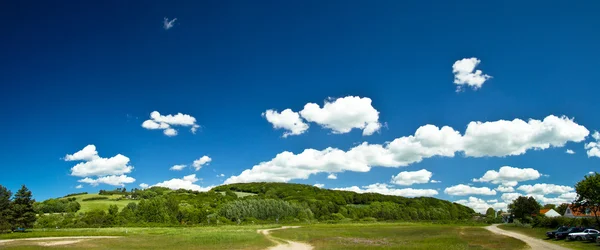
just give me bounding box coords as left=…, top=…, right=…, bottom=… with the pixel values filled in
left=64, top=192, right=87, bottom=198
left=82, top=196, right=109, bottom=201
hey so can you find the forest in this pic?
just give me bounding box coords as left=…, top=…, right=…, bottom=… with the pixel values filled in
left=1, top=182, right=476, bottom=230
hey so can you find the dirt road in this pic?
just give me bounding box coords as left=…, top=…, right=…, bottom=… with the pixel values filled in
left=258, top=226, right=313, bottom=250
left=0, top=236, right=121, bottom=246
left=485, top=224, right=570, bottom=250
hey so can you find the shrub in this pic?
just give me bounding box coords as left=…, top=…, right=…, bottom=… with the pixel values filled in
left=64, top=192, right=87, bottom=198
left=82, top=197, right=109, bottom=201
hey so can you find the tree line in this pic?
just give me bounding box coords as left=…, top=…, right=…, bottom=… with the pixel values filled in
left=0, top=185, right=36, bottom=232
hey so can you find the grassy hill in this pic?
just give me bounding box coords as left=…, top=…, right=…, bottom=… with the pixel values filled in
left=60, top=193, right=138, bottom=213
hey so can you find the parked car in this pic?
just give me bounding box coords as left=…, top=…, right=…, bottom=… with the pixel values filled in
left=585, top=231, right=600, bottom=241
left=597, top=235, right=600, bottom=244
left=555, top=227, right=584, bottom=240
left=546, top=226, right=569, bottom=238
left=567, top=229, right=599, bottom=241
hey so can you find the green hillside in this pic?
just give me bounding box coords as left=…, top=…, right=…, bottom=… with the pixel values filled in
left=60, top=193, right=139, bottom=213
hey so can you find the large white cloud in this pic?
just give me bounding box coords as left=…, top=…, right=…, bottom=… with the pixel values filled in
left=227, top=115, right=588, bottom=184
left=192, top=156, right=212, bottom=171
left=142, top=111, right=200, bottom=137
left=452, top=57, right=491, bottom=90
left=152, top=174, right=213, bottom=192
left=516, top=183, right=574, bottom=195
left=462, top=115, right=589, bottom=157
left=66, top=145, right=133, bottom=177
left=299, top=96, right=382, bottom=136
left=472, top=166, right=541, bottom=187
left=585, top=131, right=600, bottom=157
left=390, top=169, right=432, bottom=186
left=455, top=196, right=507, bottom=214
left=495, top=185, right=515, bottom=193
left=78, top=175, right=136, bottom=187
left=262, top=109, right=309, bottom=138
left=445, top=184, right=497, bottom=196
left=333, top=183, right=438, bottom=197
left=501, top=191, right=577, bottom=206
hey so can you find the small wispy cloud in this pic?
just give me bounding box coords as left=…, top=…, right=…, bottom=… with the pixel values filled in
left=75, top=184, right=83, bottom=189
left=565, top=149, right=575, bottom=154
left=163, top=17, right=177, bottom=30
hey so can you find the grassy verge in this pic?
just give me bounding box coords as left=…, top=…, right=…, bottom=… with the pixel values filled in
left=270, top=223, right=527, bottom=249
left=498, top=224, right=599, bottom=250
left=0, top=226, right=277, bottom=250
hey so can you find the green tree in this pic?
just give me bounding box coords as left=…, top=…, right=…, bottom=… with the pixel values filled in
left=508, top=196, right=541, bottom=223
left=573, top=172, right=600, bottom=225
left=556, top=203, right=569, bottom=215
left=542, top=204, right=556, bottom=210
left=10, top=185, right=37, bottom=229
left=0, top=185, right=12, bottom=231
left=485, top=207, right=496, bottom=218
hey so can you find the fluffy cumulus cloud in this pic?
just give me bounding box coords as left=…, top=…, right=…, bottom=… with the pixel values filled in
left=390, top=169, right=432, bottom=186
left=170, top=164, right=187, bottom=171
left=495, top=185, right=515, bottom=193
left=193, top=156, right=211, bottom=171
left=299, top=96, right=382, bottom=136
left=444, top=184, right=497, bottom=196
left=472, top=166, right=541, bottom=187
left=566, top=149, right=575, bottom=154
left=313, top=184, right=325, bottom=188
left=327, top=174, right=337, bottom=180
left=75, top=185, right=83, bottom=189
left=163, top=17, right=177, bottom=30
left=139, top=183, right=149, bottom=189
left=455, top=197, right=507, bottom=214
left=152, top=174, right=212, bottom=192
left=585, top=131, right=600, bottom=157
left=66, top=145, right=133, bottom=177
left=462, top=115, right=589, bottom=157
left=142, top=111, right=200, bottom=137
left=516, top=183, right=574, bottom=195
left=78, top=175, right=136, bottom=187
left=333, top=183, right=438, bottom=197
left=452, top=57, right=492, bottom=90
left=262, top=109, right=309, bottom=137
left=227, top=115, right=588, bottom=184
left=501, top=191, right=577, bottom=205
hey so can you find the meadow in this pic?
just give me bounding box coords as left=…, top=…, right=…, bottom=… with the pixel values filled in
left=498, top=224, right=599, bottom=250
left=0, top=223, right=528, bottom=250
left=60, top=194, right=138, bottom=213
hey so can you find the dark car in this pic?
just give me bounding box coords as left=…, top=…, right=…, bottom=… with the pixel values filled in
left=585, top=231, right=599, bottom=241
left=555, top=227, right=584, bottom=240
left=546, top=226, right=569, bottom=238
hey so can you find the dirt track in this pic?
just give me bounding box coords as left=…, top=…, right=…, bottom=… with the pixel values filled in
left=485, top=224, right=570, bottom=250
left=0, top=236, right=121, bottom=246
left=258, top=226, right=313, bottom=250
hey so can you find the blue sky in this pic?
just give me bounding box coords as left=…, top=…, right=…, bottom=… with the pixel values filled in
left=1, top=0, right=599, bottom=213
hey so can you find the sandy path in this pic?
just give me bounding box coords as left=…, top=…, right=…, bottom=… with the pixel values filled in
left=0, top=236, right=121, bottom=246
left=258, top=226, right=313, bottom=250
left=485, top=224, right=570, bottom=250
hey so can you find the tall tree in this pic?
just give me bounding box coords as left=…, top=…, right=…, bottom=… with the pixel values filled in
left=573, top=172, right=600, bottom=225
left=0, top=185, right=12, bottom=231
left=556, top=203, right=569, bottom=215
left=10, top=185, right=37, bottom=229
left=485, top=207, right=496, bottom=218
left=508, top=196, right=541, bottom=222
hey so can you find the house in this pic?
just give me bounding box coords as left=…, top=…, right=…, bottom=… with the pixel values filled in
left=563, top=204, right=599, bottom=218
left=540, top=208, right=561, bottom=218
left=500, top=212, right=511, bottom=223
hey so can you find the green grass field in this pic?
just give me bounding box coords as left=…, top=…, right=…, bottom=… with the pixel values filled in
left=61, top=194, right=138, bottom=213
left=498, top=224, right=599, bottom=250
left=270, top=223, right=527, bottom=250
left=1, top=223, right=527, bottom=249
left=218, top=191, right=257, bottom=198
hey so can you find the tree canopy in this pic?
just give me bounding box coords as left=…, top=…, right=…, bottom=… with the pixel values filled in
left=574, top=172, right=600, bottom=225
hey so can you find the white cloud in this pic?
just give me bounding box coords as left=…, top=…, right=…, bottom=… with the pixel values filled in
left=299, top=96, right=382, bottom=136
left=444, top=184, right=496, bottom=196
left=78, top=175, right=135, bottom=187
left=152, top=174, right=212, bottom=192
left=487, top=199, right=498, bottom=203
left=139, top=183, right=149, bottom=189
left=262, top=109, right=309, bottom=137
left=314, top=184, right=325, bottom=188
left=390, top=169, right=432, bottom=186
left=462, top=115, right=589, bottom=157
left=226, top=115, right=588, bottom=184
left=452, top=57, right=491, bottom=90
left=455, top=196, right=507, bottom=214
left=170, top=164, right=187, bottom=171
left=66, top=145, right=133, bottom=177
left=430, top=180, right=441, bottom=183
left=495, top=185, right=515, bottom=193
left=589, top=172, right=596, bottom=175
left=585, top=131, right=600, bottom=157
left=501, top=192, right=576, bottom=206
left=142, top=111, right=199, bottom=137
left=217, top=174, right=225, bottom=177
left=163, top=17, right=177, bottom=30
left=327, top=173, right=337, bottom=179
left=565, top=149, right=575, bottom=154
left=192, top=156, right=211, bottom=171
left=333, top=183, right=437, bottom=197
left=472, top=166, right=541, bottom=187
left=75, top=185, right=83, bottom=189
left=516, top=183, right=574, bottom=195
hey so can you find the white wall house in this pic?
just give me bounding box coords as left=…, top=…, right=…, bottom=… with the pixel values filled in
left=563, top=205, right=598, bottom=218
left=540, top=208, right=561, bottom=218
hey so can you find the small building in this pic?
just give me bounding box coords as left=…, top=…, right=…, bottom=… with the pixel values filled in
left=564, top=205, right=599, bottom=218
left=500, top=212, right=512, bottom=223
left=540, top=208, right=561, bottom=218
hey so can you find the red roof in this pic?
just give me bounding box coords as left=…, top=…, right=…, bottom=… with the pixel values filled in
left=567, top=205, right=600, bottom=217
left=540, top=209, right=551, bottom=214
